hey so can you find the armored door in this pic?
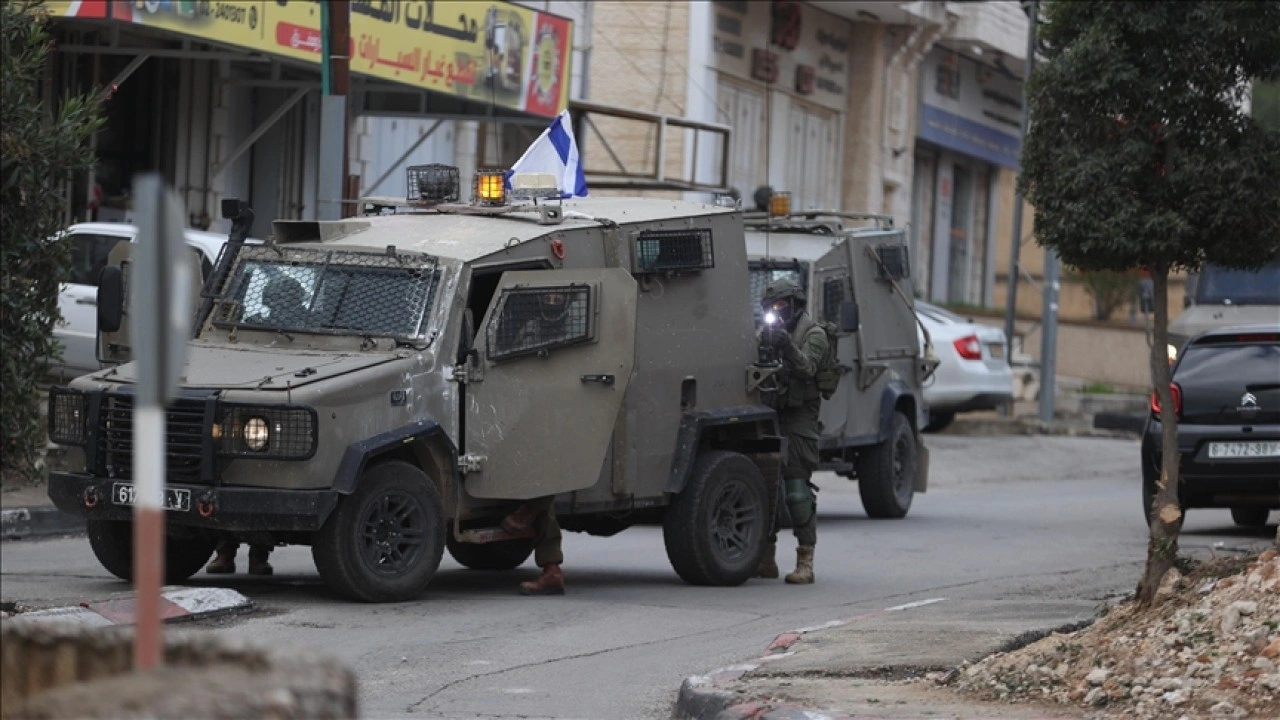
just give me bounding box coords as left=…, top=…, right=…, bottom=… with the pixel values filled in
left=463, top=268, right=637, bottom=499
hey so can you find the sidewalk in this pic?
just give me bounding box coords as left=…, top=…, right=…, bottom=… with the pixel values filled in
left=675, top=597, right=1096, bottom=720
left=1, top=478, right=83, bottom=540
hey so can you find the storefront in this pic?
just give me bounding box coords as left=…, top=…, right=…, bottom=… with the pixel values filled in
left=709, top=0, right=851, bottom=210
left=911, top=45, right=1022, bottom=306
left=46, top=0, right=572, bottom=229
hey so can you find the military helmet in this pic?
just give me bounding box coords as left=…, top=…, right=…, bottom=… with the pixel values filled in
left=761, top=277, right=806, bottom=306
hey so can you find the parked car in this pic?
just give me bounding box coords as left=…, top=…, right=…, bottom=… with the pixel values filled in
left=915, top=301, right=1014, bottom=432
left=1142, top=325, right=1279, bottom=528
left=52, top=222, right=253, bottom=379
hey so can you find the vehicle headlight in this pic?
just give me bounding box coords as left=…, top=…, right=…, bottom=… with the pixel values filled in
left=220, top=406, right=317, bottom=459
left=243, top=416, right=270, bottom=452
left=48, top=388, right=87, bottom=446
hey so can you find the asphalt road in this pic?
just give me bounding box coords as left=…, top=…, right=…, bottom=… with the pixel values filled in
left=2, top=435, right=1274, bottom=720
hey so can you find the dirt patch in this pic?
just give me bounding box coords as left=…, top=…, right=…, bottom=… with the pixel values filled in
left=945, top=551, right=1280, bottom=719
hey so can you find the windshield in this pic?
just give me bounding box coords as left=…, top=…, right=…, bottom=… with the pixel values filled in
left=209, top=245, right=441, bottom=340
left=748, top=261, right=808, bottom=324
left=1195, top=262, right=1280, bottom=306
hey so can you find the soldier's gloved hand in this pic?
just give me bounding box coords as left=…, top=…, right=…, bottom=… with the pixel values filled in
left=761, top=326, right=790, bottom=349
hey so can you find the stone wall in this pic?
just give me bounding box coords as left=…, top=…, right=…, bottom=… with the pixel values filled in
left=1, top=623, right=357, bottom=720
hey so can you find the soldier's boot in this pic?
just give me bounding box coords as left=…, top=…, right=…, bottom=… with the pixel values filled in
left=518, top=564, right=565, bottom=596
left=247, top=545, right=274, bottom=576
left=785, top=545, right=815, bottom=585
left=756, top=542, right=779, bottom=579
left=501, top=503, right=541, bottom=534
left=206, top=546, right=236, bottom=574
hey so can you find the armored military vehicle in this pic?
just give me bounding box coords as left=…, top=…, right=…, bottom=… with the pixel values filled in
left=742, top=204, right=934, bottom=520
left=44, top=167, right=787, bottom=602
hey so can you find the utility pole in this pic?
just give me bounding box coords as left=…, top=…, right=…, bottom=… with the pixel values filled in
left=318, top=1, right=350, bottom=220
left=1003, top=0, right=1038, bottom=415
left=1040, top=245, right=1060, bottom=423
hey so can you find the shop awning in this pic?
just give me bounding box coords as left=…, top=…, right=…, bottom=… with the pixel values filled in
left=46, top=0, right=573, bottom=119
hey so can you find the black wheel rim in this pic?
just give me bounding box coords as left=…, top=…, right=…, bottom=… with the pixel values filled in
left=709, top=477, right=758, bottom=565
left=360, top=490, right=428, bottom=577
left=892, top=433, right=914, bottom=505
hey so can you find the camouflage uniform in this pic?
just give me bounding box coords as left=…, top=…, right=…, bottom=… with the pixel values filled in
left=758, top=278, right=828, bottom=584
left=768, top=310, right=828, bottom=548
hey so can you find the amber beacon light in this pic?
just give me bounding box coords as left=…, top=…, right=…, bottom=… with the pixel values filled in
left=474, top=170, right=508, bottom=206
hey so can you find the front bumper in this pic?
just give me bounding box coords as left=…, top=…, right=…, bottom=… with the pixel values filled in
left=48, top=473, right=340, bottom=532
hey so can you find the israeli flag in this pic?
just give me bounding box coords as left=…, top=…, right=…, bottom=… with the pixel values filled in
left=507, top=110, right=588, bottom=198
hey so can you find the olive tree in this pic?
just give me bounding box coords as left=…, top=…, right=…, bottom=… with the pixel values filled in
left=1, top=1, right=102, bottom=478
left=1020, top=1, right=1280, bottom=605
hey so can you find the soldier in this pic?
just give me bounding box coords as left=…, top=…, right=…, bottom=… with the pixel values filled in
left=498, top=290, right=577, bottom=596
left=206, top=537, right=274, bottom=576
left=756, top=278, right=828, bottom=584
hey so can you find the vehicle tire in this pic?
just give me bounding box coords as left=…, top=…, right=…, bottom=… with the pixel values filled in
left=446, top=533, right=533, bottom=570
left=312, top=461, right=445, bottom=602
left=857, top=412, right=917, bottom=519
left=923, top=411, right=955, bottom=433
left=86, top=519, right=217, bottom=583
left=1230, top=507, right=1271, bottom=528
left=663, top=450, right=769, bottom=586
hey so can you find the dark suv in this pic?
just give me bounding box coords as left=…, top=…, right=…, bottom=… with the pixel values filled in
left=1142, top=325, right=1280, bottom=528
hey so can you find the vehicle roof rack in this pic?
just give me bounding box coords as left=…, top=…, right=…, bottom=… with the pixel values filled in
left=742, top=210, right=895, bottom=232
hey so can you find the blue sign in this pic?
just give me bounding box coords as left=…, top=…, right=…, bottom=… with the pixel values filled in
left=919, top=104, right=1022, bottom=170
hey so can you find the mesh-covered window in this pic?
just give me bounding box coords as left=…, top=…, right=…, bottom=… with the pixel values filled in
left=634, top=229, right=714, bottom=273
left=209, top=246, right=440, bottom=340
left=487, top=285, right=592, bottom=361
left=876, top=244, right=910, bottom=281
left=822, top=277, right=847, bottom=322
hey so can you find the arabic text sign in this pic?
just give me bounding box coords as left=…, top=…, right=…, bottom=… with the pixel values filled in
left=46, top=1, right=573, bottom=117
left=348, top=1, right=571, bottom=117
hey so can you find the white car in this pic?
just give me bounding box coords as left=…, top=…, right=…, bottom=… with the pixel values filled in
left=52, top=222, right=251, bottom=379
left=916, top=301, right=1014, bottom=431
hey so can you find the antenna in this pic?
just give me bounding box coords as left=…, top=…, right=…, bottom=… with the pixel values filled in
left=764, top=47, right=774, bottom=260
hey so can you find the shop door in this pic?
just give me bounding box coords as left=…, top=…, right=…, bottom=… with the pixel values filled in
left=786, top=103, right=837, bottom=211
left=947, top=164, right=973, bottom=303
left=716, top=80, right=764, bottom=199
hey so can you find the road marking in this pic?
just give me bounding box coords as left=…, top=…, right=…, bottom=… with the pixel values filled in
left=884, top=597, right=946, bottom=612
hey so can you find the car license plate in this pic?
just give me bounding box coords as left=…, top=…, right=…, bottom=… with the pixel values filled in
left=1207, top=441, right=1280, bottom=459
left=111, top=483, right=192, bottom=512
left=988, top=343, right=1005, bottom=359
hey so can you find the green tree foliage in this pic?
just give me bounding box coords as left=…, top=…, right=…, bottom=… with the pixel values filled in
left=1073, top=268, right=1136, bottom=321
left=1, top=1, right=102, bottom=477
left=1021, top=0, right=1280, bottom=606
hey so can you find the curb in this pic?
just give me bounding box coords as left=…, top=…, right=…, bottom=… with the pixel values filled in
left=0, top=506, right=84, bottom=541
left=1092, top=412, right=1146, bottom=435
left=675, top=601, right=947, bottom=720
left=2, top=587, right=253, bottom=629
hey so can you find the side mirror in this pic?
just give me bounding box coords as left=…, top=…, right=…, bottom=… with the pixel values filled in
left=839, top=300, right=859, bottom=333
left=97, top=265, right=125, bottom=333
left=221, top=198, right=249, bottom=221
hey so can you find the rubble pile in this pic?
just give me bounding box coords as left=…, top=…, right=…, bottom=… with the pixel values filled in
left=950, top=550, right=1280, bottom=719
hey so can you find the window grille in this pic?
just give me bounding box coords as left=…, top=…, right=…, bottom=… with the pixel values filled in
left=876, top=244, right=910, bottom=281
left=209, top=246, right=440, bottom=341
left=487, top=284, right=592, bottom=361
left=822, top=277, right=847, bottom=322
left=633, top=229, right=714, bottom=274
